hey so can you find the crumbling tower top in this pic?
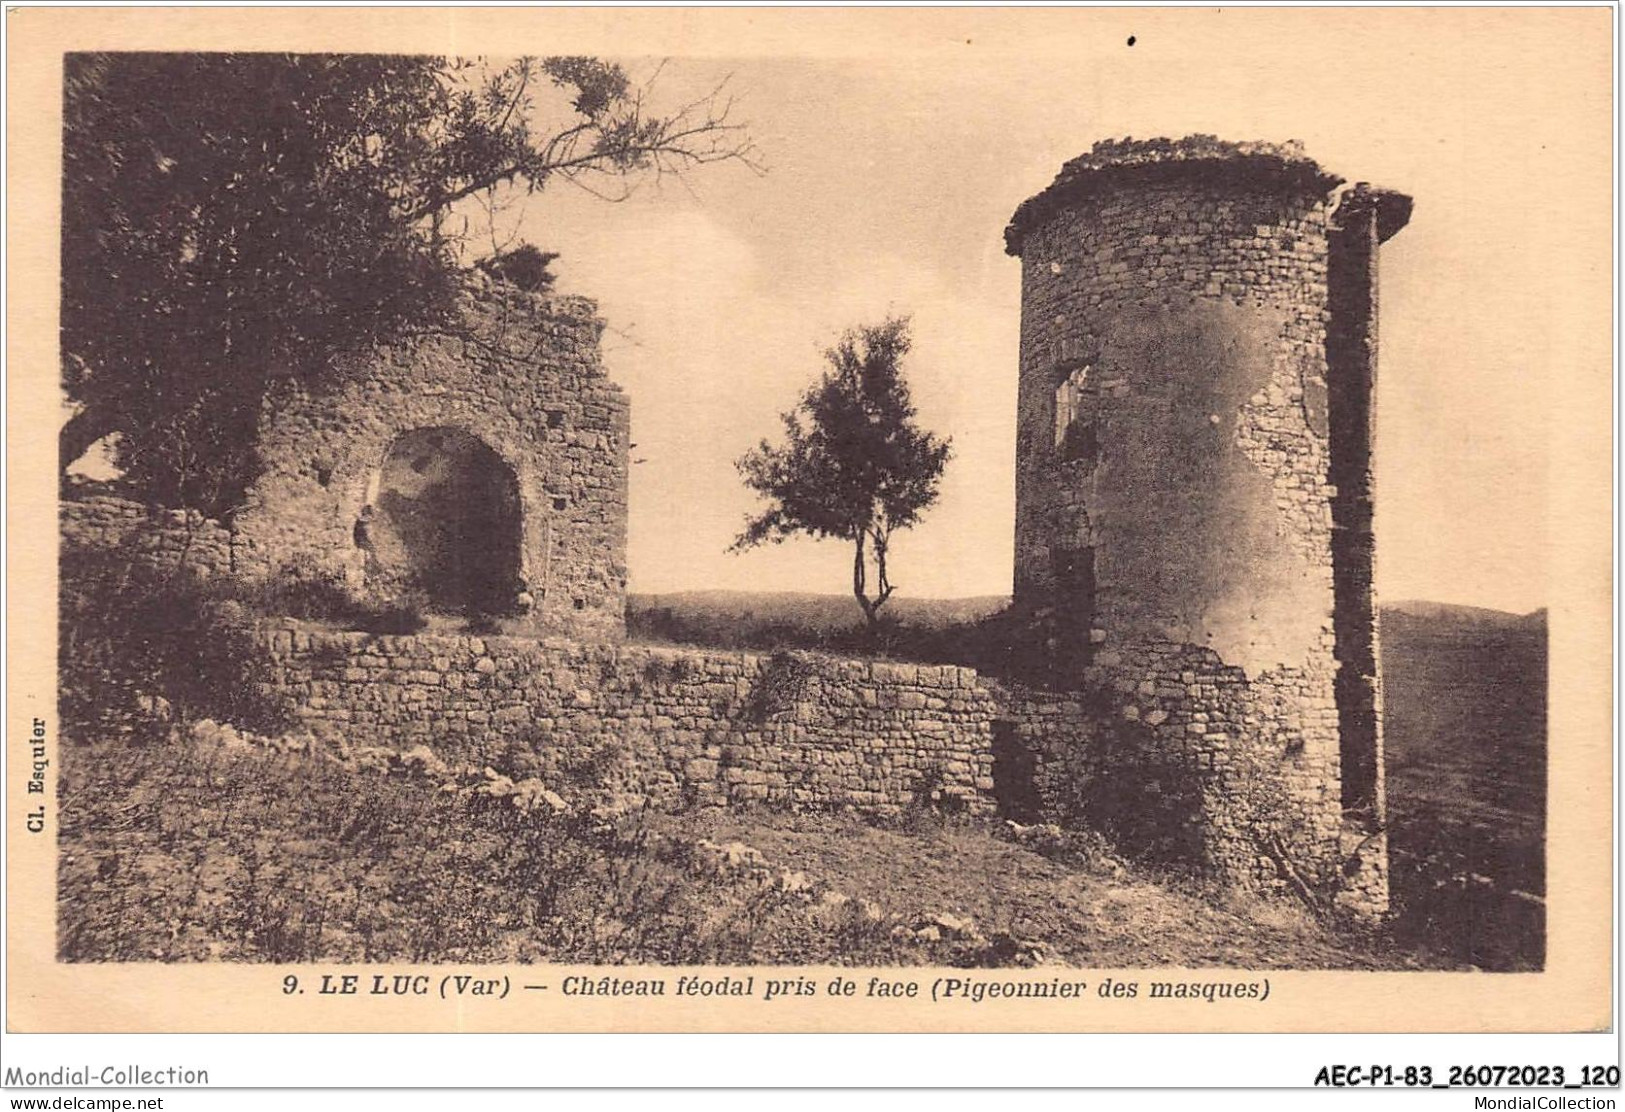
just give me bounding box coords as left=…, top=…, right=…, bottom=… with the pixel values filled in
left=1004, top=135, right=1410, bottom=257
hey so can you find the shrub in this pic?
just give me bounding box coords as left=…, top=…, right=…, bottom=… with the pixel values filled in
left=228, top=563, right=428, bottom=635
left=59, top=549, right=291, bottom=739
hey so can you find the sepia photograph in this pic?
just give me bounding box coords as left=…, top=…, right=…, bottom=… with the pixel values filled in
left=5, top=6, right=1612, bottom=1044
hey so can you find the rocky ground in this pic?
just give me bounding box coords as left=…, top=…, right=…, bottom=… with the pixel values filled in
left=630, top=592, right=1551, bottom=971
left=58, top=728, right=1417, bottom=969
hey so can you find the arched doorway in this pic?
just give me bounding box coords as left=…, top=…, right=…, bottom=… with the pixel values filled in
left=364, top=427, right=523, bottom=615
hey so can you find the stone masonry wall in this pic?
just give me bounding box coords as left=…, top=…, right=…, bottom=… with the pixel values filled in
left=988, top=673, right=1351, bottom=906
left=1326, top=187, right=1399, bottom=829
left=58, top=494, right=1382, bottom=910
left=259, top=629, right=996, bottom=817
left=1010, top=180, right=1338, bottom=660
left=58, top=499, right=997, bottom=819
left=60, top=492, right=236, bottom=579
left=234, top=281, right=629, bottom=639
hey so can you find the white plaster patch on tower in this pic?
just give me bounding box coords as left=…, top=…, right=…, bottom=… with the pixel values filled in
left=1053, top=364, right=1091, bottom=449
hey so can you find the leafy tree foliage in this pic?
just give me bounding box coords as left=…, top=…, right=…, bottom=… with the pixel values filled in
left=61, top=53, right=755, bottom=513
left=733, top=318, right=952, bottom=625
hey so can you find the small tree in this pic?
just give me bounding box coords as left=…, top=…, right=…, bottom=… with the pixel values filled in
left=732, top=318, right=952, bottom=626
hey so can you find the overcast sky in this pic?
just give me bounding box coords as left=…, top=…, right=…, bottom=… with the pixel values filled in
left=486, top=9, right=1609, bottom=615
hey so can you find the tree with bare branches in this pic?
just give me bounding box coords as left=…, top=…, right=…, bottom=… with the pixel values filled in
left=732, top=318, right=952, bottom=626
left=61, top=53, right=758, bottom=513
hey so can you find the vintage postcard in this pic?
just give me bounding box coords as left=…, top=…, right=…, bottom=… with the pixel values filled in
left=4, top=6, right=1613, bottom=1041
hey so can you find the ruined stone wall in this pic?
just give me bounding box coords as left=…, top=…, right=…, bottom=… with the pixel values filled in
left=1003, top=140, right=1402, bottom=913
left=258, top=630, right=996, bottom=817
left=60, top=492, right=236, bottom=579
left=234, top=282, right=629, bottom=639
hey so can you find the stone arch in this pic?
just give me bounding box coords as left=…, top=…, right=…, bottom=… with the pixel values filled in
left=362, top=427, right=524, bottom=615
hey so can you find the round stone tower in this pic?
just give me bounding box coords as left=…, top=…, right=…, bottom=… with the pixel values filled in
left=234, top=278, right=631, bottom=640
left=1004, top=137, right=1410, bottom=913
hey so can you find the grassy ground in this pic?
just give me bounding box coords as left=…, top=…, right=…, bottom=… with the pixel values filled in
left=58, top=735, right=1416, bottom=969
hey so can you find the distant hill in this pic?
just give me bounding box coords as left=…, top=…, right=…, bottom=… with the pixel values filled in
left=1380, top=600, right=1546, bottom=837
left=631, top=590, right=1008, bottom=633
